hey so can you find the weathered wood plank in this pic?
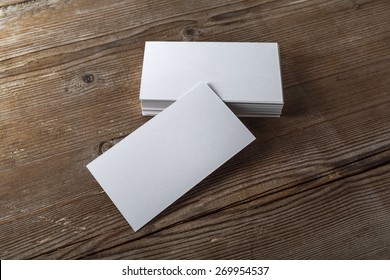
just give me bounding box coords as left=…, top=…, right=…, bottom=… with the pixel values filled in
left=0, top=0, right=31, bottom=8
left=1, top=0, right=390, bottom=259
left=83, top=161, right=390, bottom=259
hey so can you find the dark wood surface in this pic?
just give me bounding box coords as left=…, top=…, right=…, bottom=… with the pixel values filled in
left=1, top=0, right=389, bottom=259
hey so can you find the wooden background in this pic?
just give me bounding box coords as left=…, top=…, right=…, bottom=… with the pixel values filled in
left=1, top=0, right=389, bottom=259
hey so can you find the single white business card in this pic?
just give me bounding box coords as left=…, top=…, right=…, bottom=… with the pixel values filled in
left=87, top=83, right=255, bottom=231
left=140, top=41, right=283, bottom=105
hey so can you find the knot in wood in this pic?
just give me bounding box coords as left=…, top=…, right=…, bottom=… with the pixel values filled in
left=82, top=73, right=95, bottom=84
left=182, top=26, right=199, bottom=40
left=99, top=140, right=114, bottom=154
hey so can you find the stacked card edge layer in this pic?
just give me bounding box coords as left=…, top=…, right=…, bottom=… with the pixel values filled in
left=141, top=100, right=283, bottom=117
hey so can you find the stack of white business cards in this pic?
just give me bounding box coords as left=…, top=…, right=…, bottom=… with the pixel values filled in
left=87, top=84, right=255, bottom=231
left=140, top=41, right=284, bottom=117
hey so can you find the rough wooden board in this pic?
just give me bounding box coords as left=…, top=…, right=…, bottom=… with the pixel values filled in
left=1, top=0, right=390, bottom=259
left=0, top=0, right=29, bottom=7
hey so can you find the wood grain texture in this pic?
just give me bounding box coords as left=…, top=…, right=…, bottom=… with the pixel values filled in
left=1, top=0, right=389, bottom=259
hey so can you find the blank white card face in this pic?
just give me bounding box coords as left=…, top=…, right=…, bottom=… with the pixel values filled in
left=87, top=83, right=255, bottom=231
left=140, top=41, right=283, bottom=104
